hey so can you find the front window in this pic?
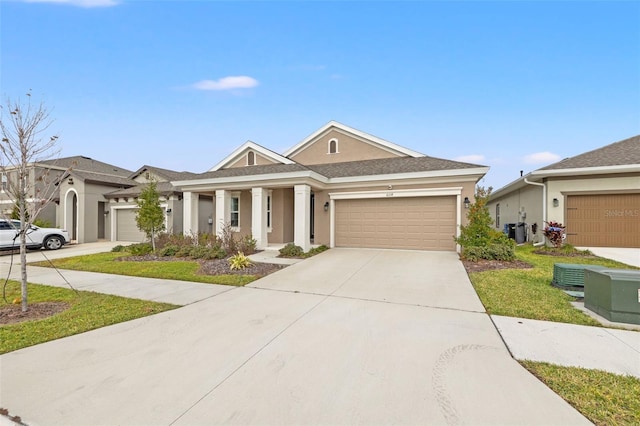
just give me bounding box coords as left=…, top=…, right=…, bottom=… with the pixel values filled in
left=230, top=195, right=240, bottom=228
left=496, top=203, right=501, bottom=228
left=1, top=173, right=6, bottom=192
left=267, top=192, right=272, bottom=231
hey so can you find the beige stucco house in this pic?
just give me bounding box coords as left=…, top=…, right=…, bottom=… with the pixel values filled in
left=173, top=121, right=489, bottom=252
left=487, top=135, right=640, bottom=248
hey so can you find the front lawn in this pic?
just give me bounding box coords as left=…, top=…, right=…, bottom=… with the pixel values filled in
left=32, top=252, right=261, bottom=286
left=522, top=361, right=640, bottom=426
left=0, top=281, right=177, bottom=354
left=467, top=244, right=636, bottom=325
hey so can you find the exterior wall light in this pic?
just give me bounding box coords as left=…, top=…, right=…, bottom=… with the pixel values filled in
left=166, top=208, right=172, bottom=213
left=324, top=202, right=329, bottom=212
left=553, top=198, right=559, bottom=207
left=463, top=197, right=471, bottom=209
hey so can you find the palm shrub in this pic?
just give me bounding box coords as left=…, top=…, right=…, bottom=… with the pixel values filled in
left=454, top=186, right=515, bottom=261
left=229, top=252, right=252, bottom=270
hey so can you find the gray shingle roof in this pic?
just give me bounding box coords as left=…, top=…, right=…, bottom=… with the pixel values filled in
left=539, top=135, right=640, bottom=170
left=40, top=156, right=133, bottom=177
left=130, top=165, right=198, bottom=181
left=105, top=181, right=180, bottom=198
left=193, top=163, right=310, bottom=179
left=307, top=156, right=485, bottom=178
left=179, top=156, right=484, bottom=182
left=72, top=170, right=136, bottom=187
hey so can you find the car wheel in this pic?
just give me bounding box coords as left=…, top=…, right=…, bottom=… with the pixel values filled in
left=44, top=236, right=63, bottom=250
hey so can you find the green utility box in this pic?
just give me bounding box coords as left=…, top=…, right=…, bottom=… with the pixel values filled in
left=552, top=263, right=606, bottom=289
left=584, top=268, right=640, bottom=325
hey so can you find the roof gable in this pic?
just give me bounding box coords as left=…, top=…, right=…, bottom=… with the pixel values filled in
left=209, top=141, right=294, bottom=172
left=283, top=121, right=424, bottom=164
left=130, top=165, right=197, bottom=183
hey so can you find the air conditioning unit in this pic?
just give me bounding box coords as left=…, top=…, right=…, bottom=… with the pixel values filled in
left=552, top=263, right=606, bottom=289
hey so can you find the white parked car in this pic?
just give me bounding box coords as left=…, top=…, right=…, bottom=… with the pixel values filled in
left=0, top=219, right=70, bottom=251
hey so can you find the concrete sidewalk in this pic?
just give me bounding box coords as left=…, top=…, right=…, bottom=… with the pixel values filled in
left=493, top=315, right=640, bottom=378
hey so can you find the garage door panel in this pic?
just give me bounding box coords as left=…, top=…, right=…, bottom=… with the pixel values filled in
left=335, top=196, right=456, bottom=251
left=116, top=209, right=146, bottom=243
left=566, top=194, right=639, bottom=248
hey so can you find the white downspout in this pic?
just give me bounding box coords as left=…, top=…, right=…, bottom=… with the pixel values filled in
left=524, top=177, right=546, bottom=246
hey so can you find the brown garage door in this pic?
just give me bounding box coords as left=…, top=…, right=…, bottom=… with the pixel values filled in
left=116, top=209, right=146, bottom=242
left=335, top=196, right=457, bottom=251
left=566, top=194, right=640, bottom=248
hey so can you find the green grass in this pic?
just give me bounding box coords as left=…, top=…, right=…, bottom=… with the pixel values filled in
left=468, top=244, right=636, bottom=325
left=32, top=252, right=257, bottom=286
left=0, top=281, right=177, bottom=354
left=522, top=361, right=640, bottom=426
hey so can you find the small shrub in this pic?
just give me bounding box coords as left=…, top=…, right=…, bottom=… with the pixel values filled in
left=543, top=221, right=565, bottom=248
left=303, top=245, right=329, bottom=258
left=238, top=234, right=257, bottom=255
left=159, top=245, right=179, bottom=257
left=128, top=243, right=153, bottom=256
left=176, top=246, right=194, bottom=258
left=111, top=245, right=126, bottom=253
left=190, top=245, right=214, bottom=259
left=220, top=222, right=238, bottom=254
left=229, top=252, right=252, bottom=270
left=462, top=240, right=515, bottom=262
left=279, top=243, right=304, bottom=258
left=33, top=219, right=53, bottom=228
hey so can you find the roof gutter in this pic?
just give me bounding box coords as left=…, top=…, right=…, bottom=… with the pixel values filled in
left=523, top=177, right=546, bottom=246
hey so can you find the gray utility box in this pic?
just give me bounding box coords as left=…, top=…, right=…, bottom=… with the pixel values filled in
left=584, top=268, right=640, bottom=325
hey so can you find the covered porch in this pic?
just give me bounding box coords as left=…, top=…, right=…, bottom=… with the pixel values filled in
left=180, top=183, right=321, bottom=252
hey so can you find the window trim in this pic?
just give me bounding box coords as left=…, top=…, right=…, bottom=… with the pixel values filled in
left=230, top=192, right=241, bottom=230
left=495, top=203, right=501, bottom=228
left=328, top=138, right=339, bottom=154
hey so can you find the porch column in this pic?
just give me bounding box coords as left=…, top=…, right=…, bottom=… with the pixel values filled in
left=215, top=190, right=228, bottom=237
left=183, top=191, right=199, bottom=236
left=252, top=187, right=268, bottom=250
left=294, top=184, right=311, bottom=252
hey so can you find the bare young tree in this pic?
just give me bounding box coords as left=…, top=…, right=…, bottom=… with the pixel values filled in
left=0, top=91, right=62, bottom=312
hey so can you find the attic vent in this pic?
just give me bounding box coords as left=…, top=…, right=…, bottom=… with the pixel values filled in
left=552, top=263, right=606, bottom=288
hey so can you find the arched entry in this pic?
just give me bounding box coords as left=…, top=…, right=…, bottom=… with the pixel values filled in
left=64, top=189, right=78, bottom=242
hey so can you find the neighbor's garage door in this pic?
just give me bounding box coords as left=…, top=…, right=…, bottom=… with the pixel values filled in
left=335, top=196, right=457, bottom=251
left=566, top=194, right=640, bottom=248
left=116, top=209, right=146, bottom=242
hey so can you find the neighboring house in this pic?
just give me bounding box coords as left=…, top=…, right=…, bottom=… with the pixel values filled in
left=104, top=165, right=204, bottom=242
left=487, top=135, right=640, bottom=248
left=52, top=156, right=135, bottom=243
left=173, top=121, right=489, bottom=252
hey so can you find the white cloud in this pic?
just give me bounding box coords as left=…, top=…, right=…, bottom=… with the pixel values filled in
left=454, top=154, right=485, bottom=163
left=24, top=0, right=119, bottom=7
left=523, top=151, right=561, bottom=164
left=192, top=76, right=259, bottom=91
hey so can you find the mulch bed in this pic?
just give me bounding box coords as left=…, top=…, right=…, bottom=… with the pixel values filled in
left=117, top=254, right=286, bottom=276
left=0, top=301, right=70, bottom=325
left=461, top=259, right=533, bottom=273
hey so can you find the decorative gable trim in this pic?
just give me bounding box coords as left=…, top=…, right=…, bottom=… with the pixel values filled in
left=209, top=141, right=295, bottom=171
left=283, top=121, right=424, bottom=159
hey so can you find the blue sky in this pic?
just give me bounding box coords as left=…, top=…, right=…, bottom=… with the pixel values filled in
left=1, top=0, right=639, bottom=190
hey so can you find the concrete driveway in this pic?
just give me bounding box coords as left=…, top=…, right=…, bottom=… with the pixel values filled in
left=0, top=249, right=589, bottom=425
